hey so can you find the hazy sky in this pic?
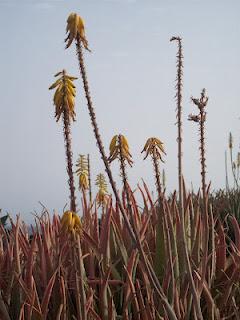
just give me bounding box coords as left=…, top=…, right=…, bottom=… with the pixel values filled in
left=0, top=0, right=239, bottom=220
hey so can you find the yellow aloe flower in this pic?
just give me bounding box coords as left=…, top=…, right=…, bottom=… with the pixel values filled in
left=108, top=134, right=133, bottom=166
left=65, top=12, right=90, bottom=51
left=95, top=173, right=108, bottom=206
left=76, top=155, right=89, bottom=190
left=49, top=70, right=77, bottom=122
left=141, top=137, right=166, bottom=162
left=61, top=211, right=82, bottom=234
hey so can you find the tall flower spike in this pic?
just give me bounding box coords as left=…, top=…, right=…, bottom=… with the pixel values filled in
left=95, top=173, right=108, bottom=206
left=49, top=70, right=77, bottom=122
left=49, top=70, right=77, bottom=212
left=141, top=137, right=166, bottom=162
left=108, top=134, right=133, bottom=166
left=76, top=154, right=89, bottom=191
left=65, top=13, right=90, bottom=51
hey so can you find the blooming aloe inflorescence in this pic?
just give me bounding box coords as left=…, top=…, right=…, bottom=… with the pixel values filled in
left=49, top=70, right=77, bottom=122
left=95, top=173, right=108, bottom=207
left=49, top=70, right=78, bottom=212
left=76, top=154, right=89, bottom=191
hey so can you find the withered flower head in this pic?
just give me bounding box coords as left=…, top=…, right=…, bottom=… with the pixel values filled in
left=188, top=114, right=200, bottom=123
left=141, top=137, right=166, bottom=162
left=191, top=88, right=209, bottom=110
left=65, top=12, right=90, bottom=51
left=108, top=134, right=133, bottom=166
left=170, top=36, right=182, bottom=42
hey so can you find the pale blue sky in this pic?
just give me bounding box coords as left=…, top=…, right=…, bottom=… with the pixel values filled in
left=0, top=0, right=239, bottom=219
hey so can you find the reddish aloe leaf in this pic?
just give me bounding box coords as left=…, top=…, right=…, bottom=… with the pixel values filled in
left=41, top=271, right=57, bottom=319
left=216, top=221, right=226, bottom=273
left=140, top=215, right=150, bottom=242
left=123, top=250, right=138, bottom=311
left=111, top=214, right=128, bottom=265
left=89, top=307, right=102, bottom=320
left=135, top=280, right=149, bottom=320
left=230, top=216, right=240, bottom=252
left=194, top=270, right=220, bottom=318
left=99, top=268, right=111, bottom=320
left=56, top=303, right=63, bottom=320
left=99, top=201, right=112, bottom=256
left=0, top=291, right=11, bottom=320
left=219, top=267, right=240, bottom=309
left=124, top=264, right=140, bottom=320
left=82, top=230, right=100, bottom=255
left=138, top=184, right=149, bottom=214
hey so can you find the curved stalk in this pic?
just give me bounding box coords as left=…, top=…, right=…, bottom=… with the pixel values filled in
left=75, top=38, right=178, bottom=320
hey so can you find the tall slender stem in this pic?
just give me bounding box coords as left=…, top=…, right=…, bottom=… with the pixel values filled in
left=75, top=38, right=178, bottom=320
left=171, top=36, right=184, bottom=216
left=118, top=135, right=132, bottom=215
left=62, top=70, right=76, bottom=212
left=171, top=39, right=203, bottom=320
left=199, top=108, right=207, bottom=210
left=62, top=111, right=76, bottom=212
left=87, top=154, right=92, bottom=203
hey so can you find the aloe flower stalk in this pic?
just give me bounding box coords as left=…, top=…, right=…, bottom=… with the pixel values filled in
left=65, top=13, right=178, bottom=318
left=189, top=88, right=209, bottom=302
left=141, top=137, right=166, bottom=197
left=109, top=134, right=133, bottom=221
left=189, top=88, right=209, bottom=210
left=49, top=70, right=77, bottom=212
left=170, top=36, right=184, bottom=217
left=95, top=173, right=108, bottom=208
left=170, top=37, right=203, bottom=319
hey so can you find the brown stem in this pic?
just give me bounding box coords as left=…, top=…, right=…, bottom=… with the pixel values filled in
left=152, top=150, right=162, bottom=198
left=199, top=108, right=207, bottom=209
left=76, top=38, right=178, bottom=320
left=118, top=135, right=132, bottom=215
left=171, top=37, right=184, bottom=216
left=171, top=39, right=203, bottom=320
left=87, top=154, right=92, bottom=203
left=62, top=71, right=77, bottom=212
left=198, top=107, right=209, bottom=294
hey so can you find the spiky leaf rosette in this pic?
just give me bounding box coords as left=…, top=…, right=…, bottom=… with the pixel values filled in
left=61, top=210, right=82, bottom=235
left=141, top=137, right=166, bottom=162
left=49, top=70, right=77, bottom=122
left=95, top=173, right=108, bottom=206
left=65, top=12, right=90, bottom=51
left=76, top=154, right=89, bottom=190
